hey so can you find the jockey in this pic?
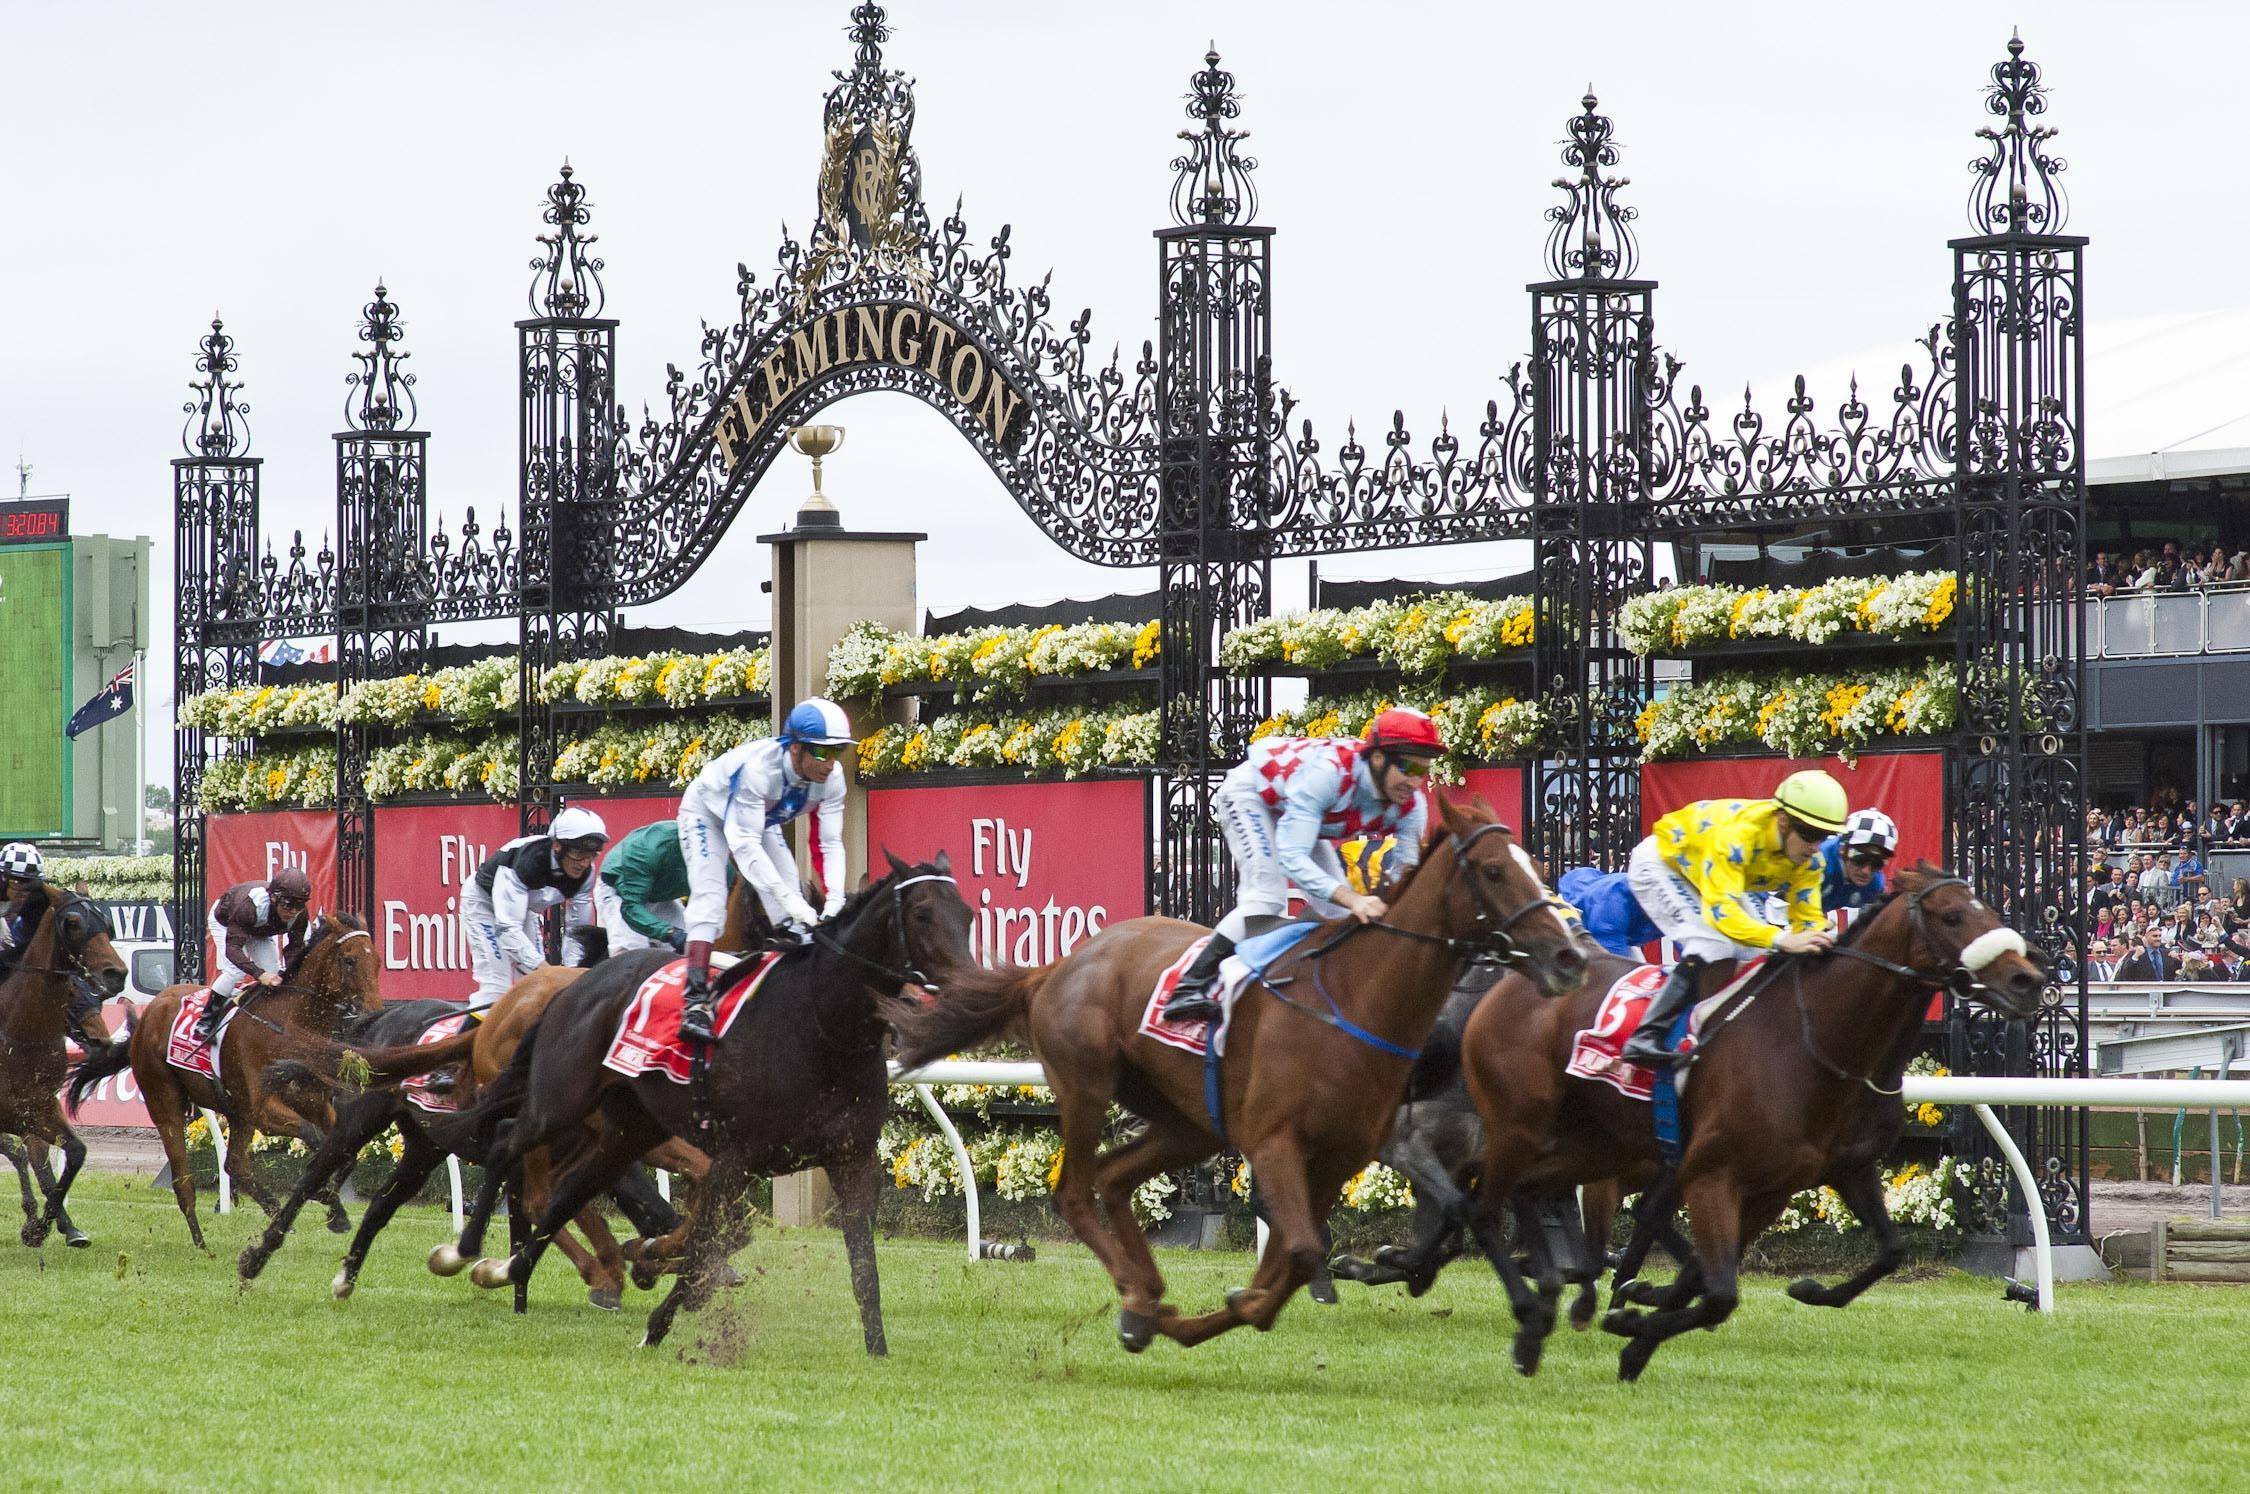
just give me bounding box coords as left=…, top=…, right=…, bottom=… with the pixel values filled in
left=460, top=806, right=609, bottom=1011
left=594, top=819, right=695, bottom=954
left=1162, top=706, right=1443, bottom=1023
left=200, top=865, right=314, bottom=1040
left=1617, top=769, right=1848, bottom=1070
left=675, top=697, right=856, bottom=1044
left=0, top=842, right=46, bottom=974
left=1819, top=808, right=1898, bottom=913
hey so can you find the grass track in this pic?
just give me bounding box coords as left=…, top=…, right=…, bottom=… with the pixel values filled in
left=2, top=1176, right=2245, bottom=1490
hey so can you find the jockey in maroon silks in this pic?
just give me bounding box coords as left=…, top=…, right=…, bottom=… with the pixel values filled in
left=1161, top=707, right=1443, bottom=1023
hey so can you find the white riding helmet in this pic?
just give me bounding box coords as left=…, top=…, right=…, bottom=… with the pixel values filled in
left=548, top=805, right=610, bottom=854
left=781, top=697, right=857, bottom=747
left=1, top=842, right=43, bottom=881
left=1840, top=809, right=1899, bottom=859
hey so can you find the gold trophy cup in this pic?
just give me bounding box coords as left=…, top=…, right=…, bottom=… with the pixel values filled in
left=789, top=424, right=845, bottom=527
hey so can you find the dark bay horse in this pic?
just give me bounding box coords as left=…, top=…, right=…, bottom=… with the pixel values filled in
left=67, top=914, right=380, bottom=1247
left=891, top=795, right=1587, bottom=1353
left=1459, top=863, right=2047, bottom=1379
left=431, top=852, right=973, bottom=1354
left=0, top=887, right=128, bottom=1247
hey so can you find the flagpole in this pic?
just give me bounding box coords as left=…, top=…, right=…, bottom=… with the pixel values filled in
left=133, top=649, right=146, bottom=855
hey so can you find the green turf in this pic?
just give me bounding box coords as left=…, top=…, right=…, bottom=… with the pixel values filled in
left=1, top=1175, right=2244, bottom=1491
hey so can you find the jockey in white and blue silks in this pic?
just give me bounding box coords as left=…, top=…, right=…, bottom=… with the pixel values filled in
left=674, top=696, right=857, bottom=1043
left=1161, top=707, right=1443, bottom=1023
left=459, top=805, right=608, bottom=1010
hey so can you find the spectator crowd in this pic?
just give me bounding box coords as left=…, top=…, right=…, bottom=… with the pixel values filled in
left=2087, top=541, right=2250, bottom=597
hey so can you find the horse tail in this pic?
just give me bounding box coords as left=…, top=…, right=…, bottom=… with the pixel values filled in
left=345, top=1026, right=482, bottom=1079
left=64, top=1037, right=133, bottom=1115
left=422, top=1017, right=540, bottom=1158
left=889, top=962, right=1053, bottom=1072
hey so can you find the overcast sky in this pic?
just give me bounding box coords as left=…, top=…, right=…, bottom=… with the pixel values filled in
left=7, top=0, right=2246, bottom=735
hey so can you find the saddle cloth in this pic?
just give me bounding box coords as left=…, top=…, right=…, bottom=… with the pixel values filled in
left=1136, top=922, right=1322, bottom=1059
left=403, top=1011, right=476, bottom=1114
left=1564, top=958, right=1767, bottom=1102
left=602, top=951, right=776, bottom=1085
left=165, top=989, right=238, bottom=1084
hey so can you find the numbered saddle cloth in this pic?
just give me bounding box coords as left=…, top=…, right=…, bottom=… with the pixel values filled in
left=402, top=1010, right=476, bottom=1114
left=1137, top=922, right=1322, bottom=1058
left=1564, top=958, right=1767, bottom=1101
left=165, top=989, right=236, bottom=1084
left=602, top=951, right=777, bottom=1084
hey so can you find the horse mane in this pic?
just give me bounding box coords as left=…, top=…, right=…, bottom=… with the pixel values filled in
left=817, top=863, right=922, bottom=933
left=1835, top=860, right=1953, bottom=951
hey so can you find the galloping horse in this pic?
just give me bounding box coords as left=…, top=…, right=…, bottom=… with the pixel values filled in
left=892, top=795, right=1586, bottom=1352
left=1458, top=863, right=2047, bottom=1379
left=0, top=887, right=128, bottom=1247
left=67, top=915, right=381, bottom=1248
left=429, top=853, right=973, bottom=1354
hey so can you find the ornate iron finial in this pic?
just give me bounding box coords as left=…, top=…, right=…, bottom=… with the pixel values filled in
left=848, top=1, right=889, bottom=70
left=529, top=162, right=607, bottom=318
left=1968, top=32, right=2068, bottom=235
left=181, top=314, right=252, bottom=458
left=1169, top=46, right=1259, bottom=227
left=805, top=2, right=928, bottom=300
left=1543, top=90, right=1638, bottom=280
left=346, top=282, right=418, bottom=432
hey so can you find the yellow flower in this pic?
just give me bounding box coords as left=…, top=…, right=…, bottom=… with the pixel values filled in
left=1053, top=719, right=1085, bottom=755
left=1924, top=575, right=1958, bottom=628
left=655, top=659, right=682, bottom=696
left=1303, top=711, right=1342, bottom=738
left=900, top=729, right=931, bottom=768
left=678, top=736, right=705, bottom=779
left=1857, top=584, right=1888, bottom=628
left=1046, top=1145, right=1065, bottom=1192
left=1250, top=714, right=1288, bottom=742
left=421, top=680, right=444, bottom=711
left=1131, top=619, right=1162, bottom=668
left=1915, top=1103, right=1946, bottom=1127
left=1756, top=689, right=1795, bottom=735
left=892, top=1137, right=920, bottom=1188
left=265, top=768, right=289, bottom=798
left=1634, top=700, right=1661, bottom=743
left=1885, top=684, right=1923, bottom=735
left=1443, top=609, right=1475, bottom=646
left=1499, top=604, right=1534, bottom=648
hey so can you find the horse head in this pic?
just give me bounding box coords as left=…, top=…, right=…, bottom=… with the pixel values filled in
left=292, top=912, right=382, bottom=1011
left=875, top=848, right=975, bottom=991
left=1885, top=862, right=2048, bottom=1018
left=1426, top=794, right=1587, bottom=998
left=28, top=888, right=128, bottom=1000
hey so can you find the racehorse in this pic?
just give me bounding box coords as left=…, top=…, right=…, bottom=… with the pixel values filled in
left=67, top=914, right=381, bottom=1248
left=891, top=795, right=1587, bottom=1353
left=431, top=853, right=973, bottom=1354
left=1458, top=863, right=2047, bottom=1379
left=0, top=887, right=128, bottom=1247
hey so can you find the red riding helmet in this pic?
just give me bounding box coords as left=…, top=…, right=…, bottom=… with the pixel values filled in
left=1363, top=706, right=1444, bottom=757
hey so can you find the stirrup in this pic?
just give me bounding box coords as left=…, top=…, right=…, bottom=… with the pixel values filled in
left=678, top=1001, right=718, bottom=1046
left=1620, top=1034, right=1688, bottom=1070
left=1162, top=986, right=1221, bottom=1023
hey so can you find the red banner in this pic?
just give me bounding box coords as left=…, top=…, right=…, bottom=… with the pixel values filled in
left=1640, top=751, right=1945, bottom=870
left=205, top=810, right=338, bottom=975
left=1451, top=766, right=1528, bottom=833
left=369, top=803, right=518, bottom=1000
left=865, top=778, right=1150, bottom=966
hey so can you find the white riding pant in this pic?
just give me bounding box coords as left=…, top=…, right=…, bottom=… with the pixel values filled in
left=680, top=807, right=795, bottom=944
left=206, top=909, right=278, bottom=999
left=593, top=877, right=683, bottom=954
left=1626, top=836, right=1768, bottom=966
left=1211, top=784, right=1347, bottom=943
left=458, top=881, right=534, bottom=1008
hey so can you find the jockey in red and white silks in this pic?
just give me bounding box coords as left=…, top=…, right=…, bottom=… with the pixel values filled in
left=1161, top=707, right=1445, bottom=1022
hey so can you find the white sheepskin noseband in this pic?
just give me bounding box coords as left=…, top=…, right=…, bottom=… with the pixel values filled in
left=1960, top=927, right=2029, bottom=972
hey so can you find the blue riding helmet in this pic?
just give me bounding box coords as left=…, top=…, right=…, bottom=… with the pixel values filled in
left=779, top=697, right=856, bottom=747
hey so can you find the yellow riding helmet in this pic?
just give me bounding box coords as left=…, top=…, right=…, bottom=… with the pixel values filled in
left=1340, top=837, right=1395, bottom=897
left=1773, top=769, right=1850, bottom=834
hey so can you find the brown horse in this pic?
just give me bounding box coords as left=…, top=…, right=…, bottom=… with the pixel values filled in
left=67, top=914, right=381, bottom=1248
left=892, top=795, right=1587, bottom=1352
left=0, top=887, right=128, bottom=1247
left=1459, top=863, right=2047, bottom=1379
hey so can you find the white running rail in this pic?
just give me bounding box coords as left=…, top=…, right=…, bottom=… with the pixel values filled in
left=890, top=1062, right=2250, bottom=1315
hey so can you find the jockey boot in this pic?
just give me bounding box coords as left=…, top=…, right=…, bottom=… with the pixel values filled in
left=1620, top=954, right=1705, bottom=1070
left=1161, top=934, right=1236, bottom=1024
left=678, top=939, right=719, bottom=1046
left=193, top=990, right=234, bottom=1044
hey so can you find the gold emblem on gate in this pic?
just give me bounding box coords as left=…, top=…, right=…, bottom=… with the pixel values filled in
left=806, top=117, right=926, bottom=307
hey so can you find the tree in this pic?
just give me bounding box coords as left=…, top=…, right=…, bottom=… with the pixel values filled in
left=144, top=784, right=173, bottom=813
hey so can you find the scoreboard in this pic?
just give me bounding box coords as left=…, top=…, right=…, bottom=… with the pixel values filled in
left=0, top=497, right=68, bottom=545
left=0, top=543, right=68, bottom=836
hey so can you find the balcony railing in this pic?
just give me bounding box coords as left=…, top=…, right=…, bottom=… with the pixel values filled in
left=2090, top=583, right=2250, bottom=658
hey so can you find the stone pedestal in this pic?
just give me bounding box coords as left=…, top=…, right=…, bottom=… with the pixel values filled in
left=761, top=520, right=924, bottom=1229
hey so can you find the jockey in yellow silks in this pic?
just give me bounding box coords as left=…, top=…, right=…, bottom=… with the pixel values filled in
left=1617, top=769, right=1847, bottom=1069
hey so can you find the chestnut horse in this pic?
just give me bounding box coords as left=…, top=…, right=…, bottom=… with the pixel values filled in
left=67, top=914, right=381, bottom=1247
left=0, top=887, right=129, bottom=1247
left=892, top=795, right=1587, bottom=1353
left=1459, top=863, right=2047, bottom=1379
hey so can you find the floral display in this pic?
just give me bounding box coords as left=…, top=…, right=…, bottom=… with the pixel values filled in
left=198, top=747, right=339, bottom=812
left=363, top=735, right=522, bottom=801
left=825, top=618, right=1157, bottom=702
left=857, top=706, right=1160, bottom=779
left=1906, top=1053, right=1950, bottom=1129
left=1765, top=1157, right=1968, bottom=1237
left=339, top=656, right=521, bottom=726
left=177, top=683, right=339, bottom=736
left=1248, top=685, right=1545, bottom=778
left=542, top=646, right=770, bottom=708
left=1633, top=661, right=1957, bottom=764
left=1617, top=571, right=1958, bottom=657
left=39, top=855, right=171, bottom=900
left=1219, top=591, right=1538, bottom=677
left=552, top=714, right=770, bottom=790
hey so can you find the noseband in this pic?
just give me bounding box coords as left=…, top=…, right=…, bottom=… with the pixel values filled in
left=1829, top=875, right=2034, bottom=998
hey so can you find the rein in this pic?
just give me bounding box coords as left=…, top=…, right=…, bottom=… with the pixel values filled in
left=1786, top=875, right=1996, bottom=1094
left=809, top=871, right=959, bottom=992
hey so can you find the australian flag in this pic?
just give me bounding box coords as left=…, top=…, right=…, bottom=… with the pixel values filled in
left=66, top=663, right=134, bottom=739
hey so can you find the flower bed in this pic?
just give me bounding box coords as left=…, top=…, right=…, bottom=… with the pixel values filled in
left=365, top=734, right=522, bottom=800
left=40, top=854, right=171, bottom=900
left=856, top=705, right=1159, bottom=779
left=1634, top=661, right=1956, bottom=763
left=541, top=646, right=769, bottom=708
left=1619, top=571, right=1956, bottom=657
left=178, top=683, right=340, bottom=736
left=199, top=746, right=340, bottom=812
left=1221, top=591, right=1537, bottom=677
left=551, top=714, right=770, bottom=789
left=1249, top=685, right=1543, bottom=780
left=825, top=618, right=1160, bottom=703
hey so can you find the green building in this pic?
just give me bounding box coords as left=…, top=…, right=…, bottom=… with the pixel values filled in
left=0, top=503, right=153, bottom=850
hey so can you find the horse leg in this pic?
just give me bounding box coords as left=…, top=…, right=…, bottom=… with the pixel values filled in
left=827, top=1149, right=888, bottom=1356
left=1044, top=1087, right=1154, bottom=1347
left=1354, top=1126, right=1467, bottom=1296
left=641, top=1150, right=754, bottom=1351
left=1462, top=1178, right=1558, bottom=1376
left=1610, top=1173, right=1682, bottom=1309
left=1087, top=1123, right=1214, bottom=1331
left=1610, top=1174, right=1753, bottom=1384
left=1787, top=1165, right=1904, bottom=1309
left=1159, top=1134, right=1323, bottom=1348
left=240, top=1102, right=386, bottom=1279
left=486, top=1115, right=658, bottom=1293
left=439, top=1131, right=516, bottom=1273
left=337, top=1125, right=446, bottom=1299
left=30, top=1121, right=91, bottom=1247
left=525, top=1145, right=623, bottom=1311
left=1, top=1134, right=38, bottom=1244
left=1571, top=1184, right=1618, bottom=1330
left=223, top=1124, right=286, bottom=1219
left=144, top=1074, right=207, bottom=1251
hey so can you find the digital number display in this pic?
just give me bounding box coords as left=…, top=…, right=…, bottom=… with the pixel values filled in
left=0, top=498, right=68, bottom=545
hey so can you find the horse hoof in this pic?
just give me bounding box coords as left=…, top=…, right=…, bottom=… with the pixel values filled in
left=1512, top=1332, right=1546, bottom=1378
left=1600, top=1308, right=1644, bottom=1338
left=1785, top=1277, right=1828, bottom=1306
left=1619, top=1338, right=1658, bottom=1383
left=64, top=1227, right=89, bottom=1248
left=325, top=1210, right=352, bottom=1235
left=332, top=1266, right=356, bottom=1300
left=588, top=1287, right=622, bottom=1312
left=1309, top=1277, right=1338, bottom=1306
left=1615, top=1279, right=1663, bottom=1309
left=1372, top=1245, right=1412, bottom=1269
left=631, top=1262, right=661, bottom=1292
left=21, top=1221, right=48, bottom=1248
left=1118, top=1307, right=1157, bottom=1352
left=1405, top=1271, right=1440, bottom=1299
left=1570, top=1298, right=1598, bottom=1332
left=469, top=1257, right=514, bottom=1290
left=428, top=1242, right=469, bottom=1277
left=1224, top=1287, right=1256, bottom=1319
left=237, top=1248, right=267, bottom=1280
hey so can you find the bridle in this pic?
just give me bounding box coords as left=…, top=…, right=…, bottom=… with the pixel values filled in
left=1333, top=821, right=1573, bottom=972
left=808, top=870, right=959, bottom=993
left=5, top=895, right=118, bottom=985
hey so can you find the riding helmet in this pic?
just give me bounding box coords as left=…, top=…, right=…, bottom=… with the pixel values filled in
left=0, top=842, right=42, bottom=881
left=1841, top=808, right=1900, bottom=859
left=548, top=805, right=611, bottom=855
left=267, top=865, right=313, bottom=902
left=1363, top=706, right=1444, bottom=757
left=780, top=697, right=857, bottom=747
left=1773, top=769, right=1850, bottom=834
